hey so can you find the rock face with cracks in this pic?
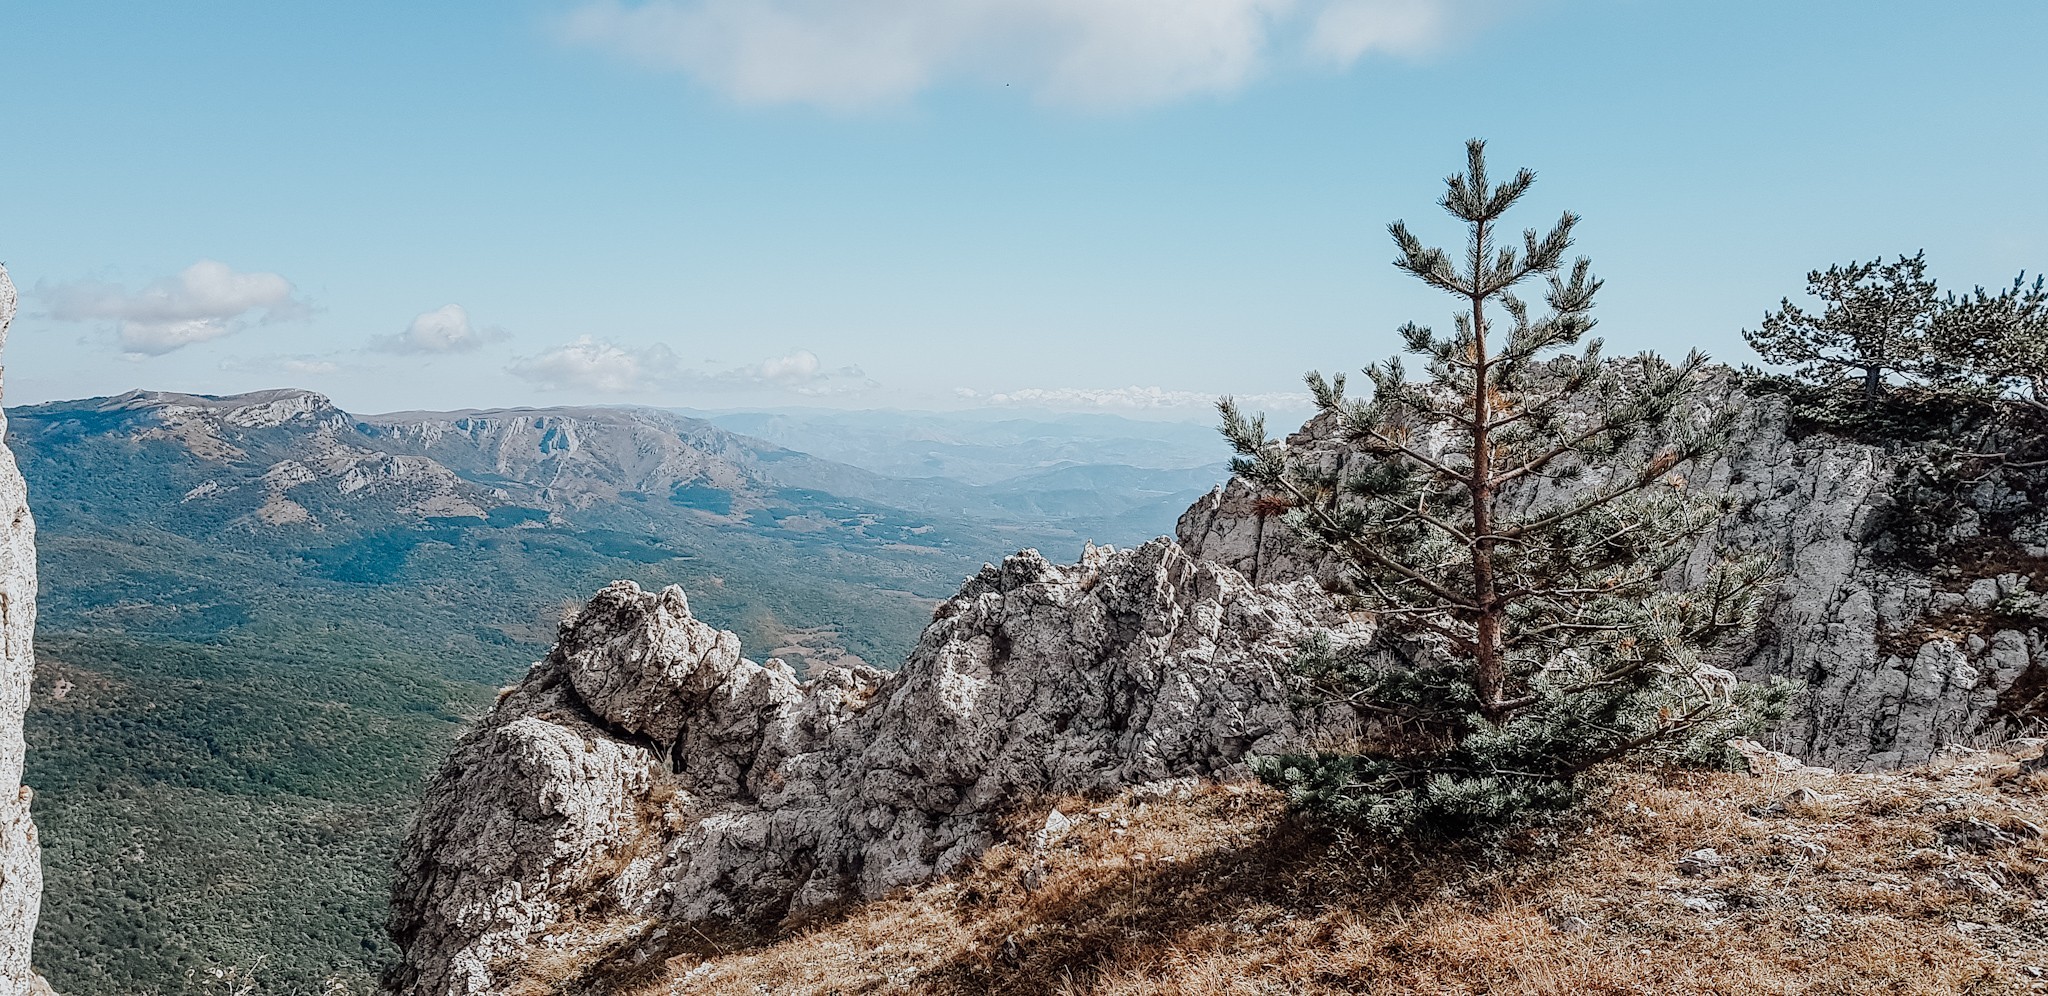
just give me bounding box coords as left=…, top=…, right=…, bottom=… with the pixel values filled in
left=388, top=540, right=1356, bottom=995
left=0, top=267, right=53, bottom=996
left=1178, top=386, right=2048, bottom=770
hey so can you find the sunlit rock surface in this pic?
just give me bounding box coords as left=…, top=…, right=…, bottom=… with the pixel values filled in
left=389, top=542, right=1358, bottom=995
left=0, top=266, right=52, bottom=995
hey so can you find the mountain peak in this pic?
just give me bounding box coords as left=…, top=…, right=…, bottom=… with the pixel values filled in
left=102, top=388, right=340, bottom=428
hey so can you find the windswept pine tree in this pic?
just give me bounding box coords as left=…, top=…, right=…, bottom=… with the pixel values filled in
left=1223, top=140, right=1785, bottom=832
left=1738, top=256, right=2048, bottom=433
left=1742, top=253, right=1949, bottom=411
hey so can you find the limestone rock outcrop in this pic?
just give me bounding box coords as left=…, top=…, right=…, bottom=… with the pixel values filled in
left=1179, top=387, right=2048, bottom=770
left=0, top=266, right=51, bottom=995
left=389, top=540, right=1358, bottom=995
left=391, top=371, right=2048, bottom=994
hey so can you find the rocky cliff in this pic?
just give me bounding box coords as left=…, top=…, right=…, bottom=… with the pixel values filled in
left=0, top=266, right=52, bottom=995
left=391, top=378, right=2048, bottom=994
left=388, top=541, right=1362, bottom=994
left=1179, top=387, right=2048, bottom=770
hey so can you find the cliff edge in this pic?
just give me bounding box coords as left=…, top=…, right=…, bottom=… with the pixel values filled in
left=0, top=266, right=52, bottom=995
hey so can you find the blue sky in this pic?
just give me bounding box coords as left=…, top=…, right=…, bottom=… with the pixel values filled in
left=2, top=1, right=2044, bottom=419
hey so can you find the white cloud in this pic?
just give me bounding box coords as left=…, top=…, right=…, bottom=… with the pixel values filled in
left=560, top=0, right=1494, bottom=110
left=508, top=340, right=870, bottom=397
left=509, top=336, right=683, bottom=393
left=1308, top=0, right=1460, bottom=63
left=372, top=304, right=508, bottom=354
left=43, top=260, right=308, bottom=355
left=957, top=385, right=1313, bottom=411
left=734, top=349, right=875, bottom=395
left=281, top=358, right=341, bottom=375
left=755, top=349, right=823, bottom=384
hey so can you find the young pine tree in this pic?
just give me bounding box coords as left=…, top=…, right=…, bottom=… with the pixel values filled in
left=1222, top=141, right=1783, bottom=833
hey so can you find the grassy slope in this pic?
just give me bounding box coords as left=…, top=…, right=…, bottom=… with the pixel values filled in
left=529, top=744, right=2048, bottom=996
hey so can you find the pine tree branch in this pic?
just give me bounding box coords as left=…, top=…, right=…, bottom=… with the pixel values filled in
left=1558, top=700, right=1724, bottom=774
left=1500, top=621, right=1632, bottom=645
left=1387, top=614, right=1476, bottom=653
left=1490, top=661, right=1651, bottom=713
left=1487, top=418, right=1636, bottom=489
left=1497, top=446, right=1712, bottom=542
left=1350, top=487, right=1476, bottom=547
left=1496, top=581, right=1649, bottom=604
left=1273, top=477, right=1482, bottom=610
left=1359, top=427, right=1469, bottom=484
left=1487, top=384, right=1587, bottom=432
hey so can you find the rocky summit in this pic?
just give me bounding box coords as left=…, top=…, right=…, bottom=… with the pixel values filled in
left=388, top=373, right=2048, bottom=995
left=388, top=540, right=1362, bottom=995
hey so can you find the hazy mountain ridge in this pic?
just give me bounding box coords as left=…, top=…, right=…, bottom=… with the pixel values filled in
left=357, top=404, right=918, bottom=516
left=360, top=403, right=1227, bottom=544
left=8, top=386, right=1228, bottom=667
left=14, top=389, right=1226, bottom=549
left=695, top=408, right=1229, bottom=485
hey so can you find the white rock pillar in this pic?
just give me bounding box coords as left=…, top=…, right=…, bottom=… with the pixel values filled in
left=0, top=264, right=50, bottom=996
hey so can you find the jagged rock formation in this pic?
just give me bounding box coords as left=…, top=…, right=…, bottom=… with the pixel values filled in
left=389, top=541, right=1358, bottom=995
left=0, top=266, right=52, bottom=995
left=1179, top=388, right=2048, bottom=770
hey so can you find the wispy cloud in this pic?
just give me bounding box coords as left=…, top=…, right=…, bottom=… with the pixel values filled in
left=508, top=339, right=874, bottom=397
left=42, top=260, right=309, bottom=355
left=219, top=352, right=349, bottom=377
left=955, top=385, right=1313, bottom=412
left=508, top=336, right=682, bottom=393
left=560, top=0, right=1500, bottom=110
left=370, top=304, right=509, bottom=354
left=1308, top=0, right=1465, bottom=63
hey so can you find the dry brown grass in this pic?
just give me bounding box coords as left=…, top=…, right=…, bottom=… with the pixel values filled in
left=531, top=744, right=2048, bottom=995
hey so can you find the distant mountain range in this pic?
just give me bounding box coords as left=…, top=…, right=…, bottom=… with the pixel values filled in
left=11, top=390, right=1230, bottom=624
left=6, top=387, right=1231, bottom=994
left=693, top=407, right=1228, bottom=485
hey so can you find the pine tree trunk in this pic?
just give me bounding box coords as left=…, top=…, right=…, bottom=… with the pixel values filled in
left=1864, top=364, right=1881, bottom=408
left=1468, top=219, right=1506, bottom=723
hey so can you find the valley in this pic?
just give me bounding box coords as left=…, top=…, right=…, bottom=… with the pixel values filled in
left=6, top=389, right=1224, bottom=994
